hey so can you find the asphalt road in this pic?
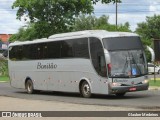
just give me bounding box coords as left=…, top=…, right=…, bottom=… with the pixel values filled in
left=0, top=82, right=160, bottom=110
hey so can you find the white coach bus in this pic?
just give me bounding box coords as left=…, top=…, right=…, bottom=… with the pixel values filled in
left=8, top=30, right=149, bottom=97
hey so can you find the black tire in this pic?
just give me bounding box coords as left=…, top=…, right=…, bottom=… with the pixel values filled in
left=80, top=81, right=91, bottom=98
left=116, top=93, right=126, bottom=97
left=158, top=70, right=160, bottom=74
left=26, top=80, right=34, bottom=94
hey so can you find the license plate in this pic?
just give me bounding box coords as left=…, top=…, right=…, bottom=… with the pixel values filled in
left=129, top=87, right=136, bottom=91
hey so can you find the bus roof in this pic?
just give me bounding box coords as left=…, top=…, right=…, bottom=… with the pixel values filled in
left=9, top=30, right=139, bottom=46
left=49, top=30, right=138, bottom=39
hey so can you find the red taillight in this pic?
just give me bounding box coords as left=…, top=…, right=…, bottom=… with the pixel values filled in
left=107, top=64, right=111, bottom=75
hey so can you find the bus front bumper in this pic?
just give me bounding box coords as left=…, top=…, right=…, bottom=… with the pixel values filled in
left=109, top=83, right=149, bottom=94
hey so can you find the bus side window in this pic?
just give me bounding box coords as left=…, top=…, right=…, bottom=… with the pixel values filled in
left=90, top=37, right=107, bottom=77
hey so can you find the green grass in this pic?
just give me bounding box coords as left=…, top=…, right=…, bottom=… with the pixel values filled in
left=0, top=76, right=9, bottom=82
left=149, top=79, right=160, bottom=87
left=150, top=78, right=160, bottom=81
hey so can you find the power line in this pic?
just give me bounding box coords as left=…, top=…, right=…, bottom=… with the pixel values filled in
left=0, top=9, right=17, bottom=11
left=119, top=3, right=160, bottom=6
left=94, top=10, right=160, bottom=13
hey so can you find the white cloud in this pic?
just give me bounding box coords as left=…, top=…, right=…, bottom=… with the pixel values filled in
left=0, top=9, right=25, bottom=34
left=0, top=0, right=25, bottom=34
left=108, top=13, right=147, bottom=30
left=94, top=0, right=160, bottom=31
left=149, top=5, right=157, bottom=12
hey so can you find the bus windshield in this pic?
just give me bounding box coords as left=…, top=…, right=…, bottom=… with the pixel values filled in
left=109, top=50, right=147, bottom=77
left=103, top=37, right=148, bottom=78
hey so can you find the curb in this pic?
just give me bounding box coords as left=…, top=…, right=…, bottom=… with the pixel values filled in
left=0, top=81, right=9, bottom=83
left=149, top=87, right=160, bottom=90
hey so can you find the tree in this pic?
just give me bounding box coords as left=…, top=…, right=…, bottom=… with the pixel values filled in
left=10, top=15, right=131, bottom=42
left=135, top=15, right=160, bottom=62
left=136, top=15, right=160, bottom=46
left=72, top=15, right=99, bottom=31
left=73, top=15, right=131, bottom=32
left=12, top=0, right=121, bottom=39
left=9, top=23, right=37, bottom=42
left=0, top=61, right=8, bottom=76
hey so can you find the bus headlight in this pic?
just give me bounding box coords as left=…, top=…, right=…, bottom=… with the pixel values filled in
left=111, top=82, right=121, bottom=87
left=142, top=80, right=149, bottom=84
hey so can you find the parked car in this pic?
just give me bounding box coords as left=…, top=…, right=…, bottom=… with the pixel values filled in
left=148, top=63, right=160, bottom=74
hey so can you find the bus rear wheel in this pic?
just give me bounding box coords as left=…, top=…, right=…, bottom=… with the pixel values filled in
left=26, top=80, right=34, bottom=94
left=80, top=81, right=91, bottom=98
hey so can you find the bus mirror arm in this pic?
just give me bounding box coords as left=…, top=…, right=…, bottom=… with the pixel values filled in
left=3, top=50, right=8, bottom=58
left=104, top=53, right=110, bottom=64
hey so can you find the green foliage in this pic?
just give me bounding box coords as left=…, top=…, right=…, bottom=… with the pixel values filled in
left=0, top=61, right=8, bottom=76
left=136, top=15, right=160, bottom=62
left=12, top=0, right=94, bottom=38
left=136, top=15, right=160, bottom=46
left=0, top=76, right=9, bottom=81
left=72, top=15, right=100, bottom=31
left=73, top=15, right=131, bottom=32
left=9, top=23, right=37, bottom=42
left=144, top=48, right=151, bottom=62
left=10, top=14, right=131, bottom=42
left=12, top=0, right=121, bottom=41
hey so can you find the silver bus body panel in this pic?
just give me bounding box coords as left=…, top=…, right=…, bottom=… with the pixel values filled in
left=8, top=30, right=148, bottom=95
left=9, top=59, right=109, bottom=95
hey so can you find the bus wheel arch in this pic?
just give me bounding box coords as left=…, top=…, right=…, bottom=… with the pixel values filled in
left=79, top=79, right=92, bottom=98
left=25, top=77, right=34, bottom=94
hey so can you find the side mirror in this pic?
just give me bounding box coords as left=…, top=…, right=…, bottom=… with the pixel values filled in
left=3, top=50, right=8, bottom=57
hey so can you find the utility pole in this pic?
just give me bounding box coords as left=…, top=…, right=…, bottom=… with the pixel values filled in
left=116, top=0, right=118, bottom=30
left=153, top=39, right=160, bottom=83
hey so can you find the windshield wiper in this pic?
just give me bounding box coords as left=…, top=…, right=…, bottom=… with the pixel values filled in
left=110, top=73, right=130, bottom=78
left=122, top=55, right=130, bottom=75
left=129, top=52, right=142, bottom=75
left=121, top=52, right=142, bottom=76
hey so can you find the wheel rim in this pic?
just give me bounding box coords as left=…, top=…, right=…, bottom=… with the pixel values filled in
left=27, top=82, right=32, bottom=92
left=83, top=83, right=90, bottom=96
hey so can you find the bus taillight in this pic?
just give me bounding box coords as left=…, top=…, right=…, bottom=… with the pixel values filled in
left=107, top=64, right=111, bottom=75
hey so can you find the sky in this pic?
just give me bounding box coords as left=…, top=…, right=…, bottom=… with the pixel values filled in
left=0, top=0, right=160, bottom=34
left=94, top=0, right=160, bottom=31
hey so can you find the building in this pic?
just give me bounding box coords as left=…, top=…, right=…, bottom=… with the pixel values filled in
left=0, top=34, right=12, bottom=42
left=0, top=34, right=11, bottom=50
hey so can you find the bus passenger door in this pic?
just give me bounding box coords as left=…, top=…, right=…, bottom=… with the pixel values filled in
left=89, top=37, right=107, bottom=78
left=89, top=37, right=108, bottom=94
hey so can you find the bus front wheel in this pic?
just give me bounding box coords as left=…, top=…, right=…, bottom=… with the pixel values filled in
left=115, top=93, right=126, bottom=97
left=80, top=81, right=92, bottom=98
left=26, top=80, right=34, bottom=94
